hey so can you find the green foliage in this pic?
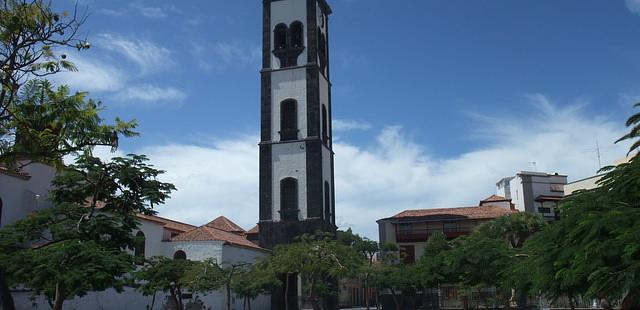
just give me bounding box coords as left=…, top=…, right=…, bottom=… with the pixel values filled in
left=616, top=103, right=640, bottom=154
left=416, top=231, right=450, bottom=288
left=475, top=212, right=546, bottom=249
left=1, top=0, right=88, bottom=113
left=136, top=257, right=198, bottom=310
left=0, top=153, right=175, bottom=309
left=1, top=80, right=137, bottom=167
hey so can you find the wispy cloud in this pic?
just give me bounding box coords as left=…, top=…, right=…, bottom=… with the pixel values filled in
left=122, top=96, right=630, bottom=239
left=50, top=53, right=124, bottom=92
left=333, top=119, right=372, bottom=132
left=97, top=34, right=173, bottom=73
left=116, top=84, right=186, bottom=104
left=626, top=0, right=640, bottom=15
left=191, top=41, right=260, bottom=72
left=130, top=3, right=167, bottom=18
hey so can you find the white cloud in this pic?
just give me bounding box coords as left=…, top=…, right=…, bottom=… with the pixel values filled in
left=130, top=4, right=167, bottom=18
left=333, top=119, right=372, bottom=132
left=116, top=84, right=186, bottom=103
left=191, top=41, right=261, bottom=72
left=51, top=54, right=124, bottom=92
left=126, top=96, right=630, bottom=240
left=626, top=0, right=640, bottom=14
left=97, top=34, right=173, bottom=73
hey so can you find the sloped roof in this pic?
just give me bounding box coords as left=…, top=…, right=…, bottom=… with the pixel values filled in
left=0, top=166, right=31, bottom=180
left=384, top=205, right=517, bottom=221
left=481, top=194, right=510, bottom=202
left=205, top=216, right=246, bottom=233
left=247, top=225, right=259, bottom=234
left=172, top=225, right=266, bottom=251
left=136, top=214, right=196, bottom=233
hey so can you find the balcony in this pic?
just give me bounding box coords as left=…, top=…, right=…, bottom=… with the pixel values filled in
left=396, top=228, right=471, bottom=243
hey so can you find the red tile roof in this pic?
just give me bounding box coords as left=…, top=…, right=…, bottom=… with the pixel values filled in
left=0, top=166, right=31, bottom=180
left=136, top=214, right=196, bottom=233
left=535, top=195, right=563, bottom=202
left=481, top=194, right=510, bottom=202
left=172, top=225, right=266, bottom=251
left=205, top=216, right=246, bottom=234
left=247, top=225, right=259, bottom=234
left=385, top=205, right=517, bottom=221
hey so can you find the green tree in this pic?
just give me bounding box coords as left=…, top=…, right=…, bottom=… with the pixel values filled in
left=136, top=256, right=199, bottom=310
left=230, top=261, right=280, bottom=310
left=416, top=231, right=450, bottom=290
left=1, top=0, right=89, bottom=121
left=337, top=229, right=379, bottom=310
left=268, top=231, right=362, bottom=310
left=0, top=153, right=175, bottom=310
left=371, top=244, right=419, bottom=310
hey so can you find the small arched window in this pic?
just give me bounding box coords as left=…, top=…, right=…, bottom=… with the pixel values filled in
left=322, top=105, right=328, bottom=145
left=274, top=23, right=288, bottom=50
left=318, top=28, right=327, bottom=72
left=290, top=21, right=304, bottom=48
left=0, top=197, right=3, bottom=227
left=173, top=250, right=187, bottom=260
left=134, top=231, right=146, bottom=258
left=280, top=99, right=298, bottom=141
left=280, top=178, right=299, bottom=221
left=324, top=182, right=331, bottom=221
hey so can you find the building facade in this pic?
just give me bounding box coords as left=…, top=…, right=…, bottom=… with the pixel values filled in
left=258, top=0, right=336, bottom=250
left=496, top=171, right=567, bottom=220
left=377, top=205, right=517, bottom=264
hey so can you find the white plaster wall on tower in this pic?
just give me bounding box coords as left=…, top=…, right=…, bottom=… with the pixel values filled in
left=270, top=0, right=307, bottom=69
left=221, top=245, right=267, bottom=265
left=272, top=142, right=308, bottom=220
left=271, top=68, right=308, bottom=140
left=0, top=162, right=54, bottom=228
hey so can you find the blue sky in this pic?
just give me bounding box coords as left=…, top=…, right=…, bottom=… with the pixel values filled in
left=54, top=0, right=640, bottom=239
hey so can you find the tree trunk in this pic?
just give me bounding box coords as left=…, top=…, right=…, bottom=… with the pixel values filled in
left=284, top=275, right=290, bottom=310
left=0, top=271, right=16, bottom=310
left=52, top=284, right=65, bottom=310
left=621, top=287, right=640, bottom=310
left=365, top=275, right=370, bottom=310
left=226, top=284, right=231, bottom=310
left=150, top=291, right=156, bottom=310
left=390, top=289, right=401, bottom=310
left=248, top=297, right=252, bottom=310
left=375, top=290, right=380, bottom=310
left=170, top=290, right=182, bottom=310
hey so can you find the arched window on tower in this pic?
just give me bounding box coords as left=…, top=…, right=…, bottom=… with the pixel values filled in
left=280, top=178, right=299, bottom=221
left=324, top=181, right=331, bottom=221
left=134, top=231, right=146, bottom=262
left=318, top=27, right=327, bottom=72
left=280, top=99, right=298, bottom=141
left=322, top=105, right=329, bottom=145
left=290, top=21, right=304, bottom=48
left=274, top=23, right=288, bottom=50
left=173, top=250, right=187, bottom=260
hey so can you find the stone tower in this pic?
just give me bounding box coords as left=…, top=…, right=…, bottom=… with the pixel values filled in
left=258, top=0, right=335, bottom=250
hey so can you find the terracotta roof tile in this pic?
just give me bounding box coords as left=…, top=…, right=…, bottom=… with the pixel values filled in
left=481, top=194, right=510, bottom=202
left=136, top=214, right=196, bottom=233
left=205, top=216, right=246, bottom=233
left=172, top=226, right=266, bottom=251
left=386, top=205, right=517, bottom=221
left=247, top=225, right=259, bottom=234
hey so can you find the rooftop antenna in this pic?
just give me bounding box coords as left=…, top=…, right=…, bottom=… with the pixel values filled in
left=531, top=161, right=537, bottom=172
left=596, top=138, right=602, bottom=170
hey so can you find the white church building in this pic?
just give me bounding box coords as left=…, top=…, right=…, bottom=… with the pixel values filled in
left=0, top=164, right=270, bottom=310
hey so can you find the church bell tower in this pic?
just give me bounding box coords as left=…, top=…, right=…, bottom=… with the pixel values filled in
left=258, top=0, right=335, bottom=250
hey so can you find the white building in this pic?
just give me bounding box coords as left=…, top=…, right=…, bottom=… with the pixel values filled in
left=496, top=171, right=567, bottom=220
left=1, top=163, right=270, bottom=309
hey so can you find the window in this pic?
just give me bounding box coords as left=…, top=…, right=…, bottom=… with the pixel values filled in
left=324, top=181, right=331, bottom=221
left=443, top=222, right=458, bottom=232
left=399, top=245, right=415, bottom=264
left=398, top=223, right=411, bottom=232
left=280, top=178, right=299, bottom=221
left=318, top=27, right=327, bottom=71
left=290, top=21, right=304, bottom=48
left=272, top=21, right=305, bottom=68
left=173, top=250, right=187, bottom=260
left=274, top=23, right=288, bottom=50
left=322, top=105, right=328, bottom=145
left=134, top=231, right=145, bottom=259
left=280, top=99, right=298, bottom=141
left=0, top=197, right=3, bottom=227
